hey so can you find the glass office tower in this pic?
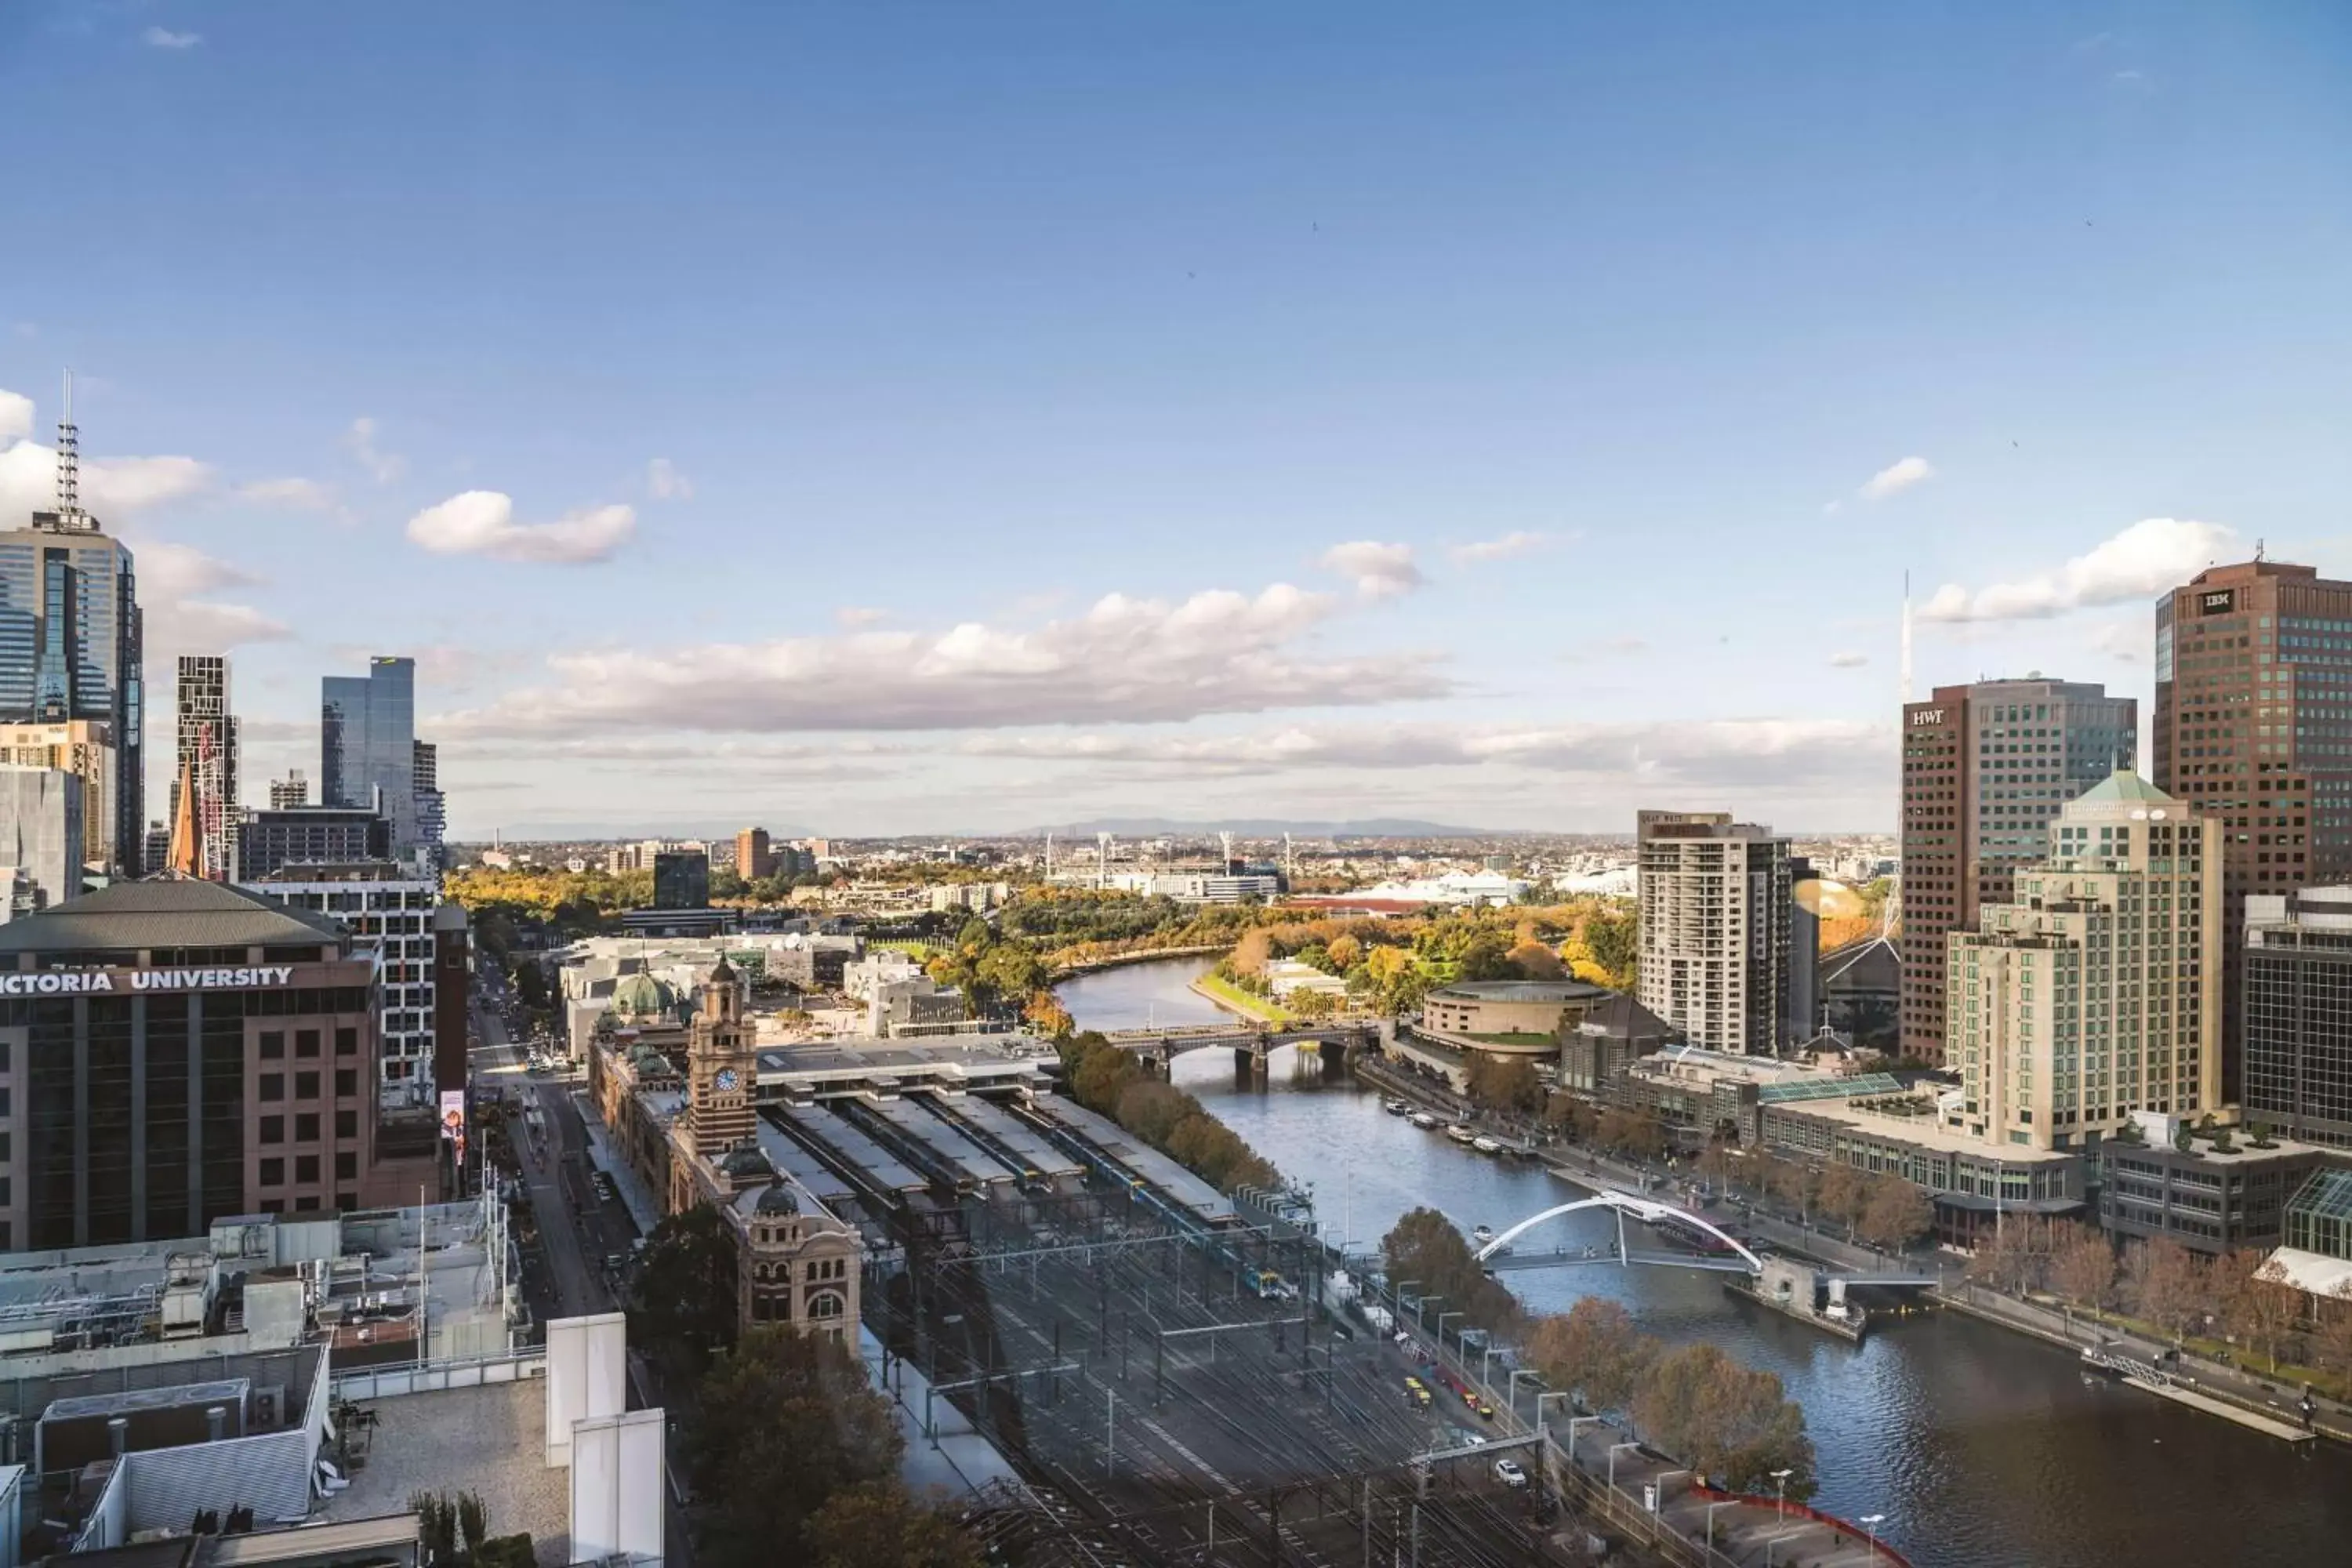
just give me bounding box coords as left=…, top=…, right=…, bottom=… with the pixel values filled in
left=0, top=523, right=143, bottom=876
left=321, top=656, right=418, bottom=858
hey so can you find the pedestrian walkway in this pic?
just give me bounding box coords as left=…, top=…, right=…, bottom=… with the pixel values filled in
left=575, top=1094, right=665, bottom=1235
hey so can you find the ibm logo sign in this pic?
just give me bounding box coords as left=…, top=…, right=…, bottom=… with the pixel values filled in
left=2200, top=590, right=2234, bottom=615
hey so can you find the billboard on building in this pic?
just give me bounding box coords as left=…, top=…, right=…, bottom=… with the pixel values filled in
left=440, top=1088, right=466, bottom=1164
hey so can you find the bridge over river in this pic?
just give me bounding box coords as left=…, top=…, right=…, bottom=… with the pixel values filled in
left=1102, top=1020, right=1377, bottom=1075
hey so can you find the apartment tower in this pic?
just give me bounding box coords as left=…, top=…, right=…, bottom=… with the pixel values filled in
left=1899, top=678, right=2137, bottom=1065
left=2242, top=887, right=2352, bottom=1149
left=2153, top=558, right=2352, bottom=1094
left=1635, top=810, right=1791, bottom=1054
left=1946, top=772, right=2220, bottom=1152
left=172, top=655, right=239, bottom=880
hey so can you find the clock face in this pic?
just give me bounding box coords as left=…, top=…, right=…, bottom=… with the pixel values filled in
left=714, top=1068, right=739, bottom=1093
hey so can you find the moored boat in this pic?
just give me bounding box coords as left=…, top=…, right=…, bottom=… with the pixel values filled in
left=1446, top=1123, right=1476, bottom=1144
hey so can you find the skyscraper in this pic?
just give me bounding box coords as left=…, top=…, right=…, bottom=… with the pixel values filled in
left=1946, top=772, right=2220, bottom=1152
left=171, top=655, right=238, bottom=880
left=2154, top=558, right=2352, bottom=1094
left=0, top=382, right=143, bottom=876
left=1635, top=810, right=1791, bottom=1054
left=736, top=826, right=773, bottom=880
left=321, top=656, right=442, bottom=868
left=269, top=768, right=310, bottom=808
left=1898, top=678, right=2138, bottom=1066
left=2243, top=887, right=2352, bottom=1150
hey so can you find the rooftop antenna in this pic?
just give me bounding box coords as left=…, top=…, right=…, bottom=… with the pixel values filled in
left=1045, top=831, right=1054, bottom=878
left=2255, top=538, right=2267, bottom=563
left=1899, top=570, right=1914, bottom=706
left=1219, top=829, right=1235, bottom=868
left=55, top=369, right=85, bottom=528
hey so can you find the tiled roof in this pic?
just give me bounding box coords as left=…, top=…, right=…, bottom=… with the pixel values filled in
left=0, top=878, right=347, bottom=954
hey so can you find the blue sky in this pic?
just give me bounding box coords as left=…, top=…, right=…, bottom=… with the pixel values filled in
left=2, top=2, right=2348, bottom=836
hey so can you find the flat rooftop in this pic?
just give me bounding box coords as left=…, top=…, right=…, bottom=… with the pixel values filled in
left=321, top=1378, right=568, bottom=1568
left=1427, top=980, right=1609, bottom=1003
left=1774, top=1095, right=2081, bottom=1165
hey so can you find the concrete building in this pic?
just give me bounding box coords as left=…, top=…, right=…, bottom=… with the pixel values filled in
left=269, top=768, right=309, bottom=808
left=1945, top=771, right=2222, bottom=1153
left=0, top=880, right=442, bottom=1249
left=652, top=849, right=709, bottom=909
left=2244, top=886, right=2352, bottom=1149
left=172, top=655, right=239, bottom=881
left=1899, top=678, right=2137, bottom=1066
left=410, top=741, right=444, bottom=870
left=1559, top=993, right=1673, bottom=1096
left=1636, top=810, right=1791, bottom=1055
left=735, top=826, right=772, bottom=880
left=0, top=764, right=84, bottom=910
left=248, top=863, right=444, bottom=1104
left=2154, top=558, right=2352, bottom=1094
left=2096, top=1111, right=2329, bottom=1256
left=1420, top=978, right=1610, bottom=1043
left=236, top=805, right=393, bottom=881
left=0, top=718, right=115, bottom=874
left=1787, top=855, right=1820, bottom=1041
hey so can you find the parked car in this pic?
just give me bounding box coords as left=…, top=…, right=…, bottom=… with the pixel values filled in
left=1493, top=1458, right=1528, bottom=1489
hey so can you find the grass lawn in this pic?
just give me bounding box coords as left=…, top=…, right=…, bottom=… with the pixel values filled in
left=1195, top=973, right=1295, bottom=1024
left=871, top=938, right=940, bottom=959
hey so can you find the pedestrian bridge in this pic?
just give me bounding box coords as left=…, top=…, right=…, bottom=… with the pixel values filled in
left=1473, top=1190, right=1768, bottom=1275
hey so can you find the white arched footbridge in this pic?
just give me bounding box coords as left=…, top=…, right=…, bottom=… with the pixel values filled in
left=1472, top=1190, right=1767, bottom=1276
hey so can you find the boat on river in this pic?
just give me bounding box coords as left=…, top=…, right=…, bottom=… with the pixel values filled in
left=1472, top=1135, right=1503, bottom=1155
left=1409, top=1112, right=1441, bottom=1130
left=1381, top=1097, right=1410, bottom=1115
left=1446, top=1123, right=1476, bottom=1145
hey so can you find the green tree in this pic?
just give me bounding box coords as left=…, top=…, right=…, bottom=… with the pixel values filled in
left=1580, top=908, right=1639, bottom=989
left=1504, top=938, right=1565, bottom=980
left=684, top=1328, right=907, bottom=1568
left=1454, top=931, right=1515, bottom=982
left=626, top=1206, right=740, bottom=1376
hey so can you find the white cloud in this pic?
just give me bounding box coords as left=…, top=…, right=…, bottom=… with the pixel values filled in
left=1918, top=517, right=2238, bottom=623
left=835, top=607, right=888, bottom=628
left=129, top=541, right=290, bottom=651
left=0, top=390, right=31, bottom=444
left=1450, top=531, right=1548, bottom=565
left=1320, top=540, right=1424, bottom=598
left=1828, top=651, right=1868, bottom=669
left=961, top=717, right=1888, bottom=789
left=142, top=27, right=201, bottom=49
left=1859, top=456, right=1934, bottom=501
left=406, top=491, right=637, bottom=564
left=2089, top=621, right=2143, bottom=662
left=437, top=581, right=1446, bottom=737
left=645, top=458, right=692, bottom=500
left=0, top=437, right=211, bottom=520
left=237, top=477, right=336, bottom=510
left=343, top=417, right=405, bottom=484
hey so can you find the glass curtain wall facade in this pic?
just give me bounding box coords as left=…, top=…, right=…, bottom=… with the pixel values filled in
left=321, top=658, right=418, bottom=858
left=0, top=528, right=143, bottom=875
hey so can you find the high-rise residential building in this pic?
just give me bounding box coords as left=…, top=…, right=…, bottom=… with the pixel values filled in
left=0, top=387, right=143, bottom=877
left=2243, top=886, right=2352, bottom=1150
left=1787, top=855, right=1821, bottom=1040
left=412, top=740, right=445, bottom=869
left=0, top=765, right=85, bottom=910
left=1635, top=810, right=1791, bottom=1054
left=653, top=850, right=711, bottom=910
left=171, top=655, right=238, bottom=881
left=1945, top=772, right=2220, bottom=1153
left=236, top=805, right=394, bottom=881
left=1900, top=678, right=2138, bottom=1067
left=251, top=861, right=443, bottom=1102
left=735, top=826, right=773, bottom=880
left=270, top=768, right=310, bottom=809
left=321, top=656, right=443, bottom=869
left=2154, top=558, right=2352, bottom=1094
left=0, top=719, right=114, bottom=876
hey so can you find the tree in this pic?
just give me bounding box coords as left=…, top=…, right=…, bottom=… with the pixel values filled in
left=1381, top=1207, right=1523, bottom=1337
left=2219, top=1254, right=2301, bottom=1373
left=1326, top=934, right=1363, bottom=972
left=1815, top=1163, right=1869, bottom=1240
left=1579, top=908, right=1639, bottom=990
left=685, top=1328, right=910, bottom=1568
left=1857, top=1177, right=1934, bottom=1252
left=1454, top=932, right=1515, bottom=982
left=804, top=1483, right=978, bottom=1568
left=626, top=1206, right=740, bottom=1376
left=1232, top=927, right=1275, bottom=977
left=2317, top=1281, right=2352, bottom=1387
left=2048, top=1226, right=2117, bottom=1321
left=2125, top=1237, right=2209, bottom=1345
left=1525, top=1298, right=1656, bottom=1415
left=1505, top=939, right=1565, bottom=980
left=1595, top=1109, right=1666, bottom=1162
left=1631, top=1343, right=1814, bottom=1497
left=1465, top=1054, right=1545, bottom=1116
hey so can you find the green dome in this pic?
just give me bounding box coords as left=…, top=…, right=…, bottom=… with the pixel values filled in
left=612, top=972, right=677, bottom=1019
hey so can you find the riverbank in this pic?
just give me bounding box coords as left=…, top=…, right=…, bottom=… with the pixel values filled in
left=1046, top=942, right=1229, bottom=978
left=1189, top=971, right=1294, bottom=1023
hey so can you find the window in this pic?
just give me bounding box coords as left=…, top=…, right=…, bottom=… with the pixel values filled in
left=260, top=1115, right=285, bottom=1145
left=336, top=1069, right=357, bottom=1097
left=296, top=1071, right=320, bottom=1099
left=297, top=1029, right=321, bottom=1058
left=260, top=1031, right=285, bottom=1059
left=294, top=1195, right=321, bottom=1213
left=260, top=1157, right=285, bottom=1186
left=260, top=1073, right=285, bottom=1102
left=336, top=1109, right=358, bottom=1139
left=296, top=1112, right=321, bottom=1142
left=260, top=1199, right=284, bottom=1215
left=336, top=1192, right=358, bottom=1213
left=336, top=1027, right=358, bottom=1056
left=296, top=1154, right=320, bottom=1183
left=335, top=1152, right=357, bottom=1181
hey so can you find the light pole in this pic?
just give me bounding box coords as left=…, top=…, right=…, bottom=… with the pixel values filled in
left=1653, top=1468, right=1690, bottom=1508
left=1437, top=1310, right=1465, bottom=1348
left=1564, top=1413, right=1599, bottom=1468
left=1508, top=1367, right=1541, bottom=1418
left=1480, top=1341, right=1507, bottom=1393
left=1764, top=1530, right=1804, bottom=1567
left=1704, top=1501, right=1737, bottom=1557
left=1534, top=1389, right=1573, bottom=1442
left=1417, top=1294, right=1443, bottom=1330
left=1770, top=1468, right=1794, bottom=1520
left=1607, top=1441, right=1639, bottom=1493
left=1860, top=1513, right=1886, bottom=1564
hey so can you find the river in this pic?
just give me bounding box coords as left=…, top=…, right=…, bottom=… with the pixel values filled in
left=1058, top=957, right=2352, bottom=1568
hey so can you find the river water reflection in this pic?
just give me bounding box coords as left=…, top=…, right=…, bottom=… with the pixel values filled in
left=1058, top=958, right=2352, bottom=1568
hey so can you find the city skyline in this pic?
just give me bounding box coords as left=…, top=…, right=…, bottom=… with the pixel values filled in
left=2, top=6, right=2348, bottom=836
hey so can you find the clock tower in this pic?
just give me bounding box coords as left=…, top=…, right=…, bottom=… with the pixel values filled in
left=687, top=955, right=757, bottom=1156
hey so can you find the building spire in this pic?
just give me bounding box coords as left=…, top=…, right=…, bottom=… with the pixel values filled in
left=55, top=368, right=85, bottom=528
left=1900, top=570, right=1914, bottom=706
left=166, top=754, right=202, bottom=878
